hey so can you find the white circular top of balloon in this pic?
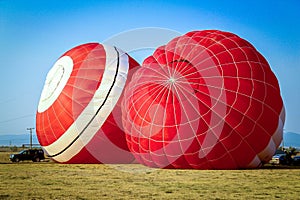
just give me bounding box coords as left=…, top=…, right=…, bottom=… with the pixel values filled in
left=38, top=56, right=73, bottom=112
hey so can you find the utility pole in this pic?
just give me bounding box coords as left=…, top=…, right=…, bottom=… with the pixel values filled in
left=27, top=127, right=35, bottom=149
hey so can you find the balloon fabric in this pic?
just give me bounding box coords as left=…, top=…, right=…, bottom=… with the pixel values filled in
left=36, top=43, right=139, bottom=163
left=122, top=30, right=285, bottom=169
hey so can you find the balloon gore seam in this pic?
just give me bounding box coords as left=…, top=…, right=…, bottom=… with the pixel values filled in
left=48, top=46, right=120, bottom=158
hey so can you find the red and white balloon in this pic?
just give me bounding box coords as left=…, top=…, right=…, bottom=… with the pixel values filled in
left=122, top=30, right=285, bottom=169
left=36, top=43, right=138, bottom=163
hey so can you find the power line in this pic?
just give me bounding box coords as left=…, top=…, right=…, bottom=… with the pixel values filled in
left=0, top=114, right=35, bottom=124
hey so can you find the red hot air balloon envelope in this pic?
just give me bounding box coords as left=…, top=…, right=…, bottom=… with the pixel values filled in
left=36, top=43, right=138, bottom=163
left=122, top=30, right=285, bottom=169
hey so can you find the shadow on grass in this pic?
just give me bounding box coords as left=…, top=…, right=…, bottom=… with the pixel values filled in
left=261, top=164, right=300, bottom=170
left=0, top=159, right=52, bottom=165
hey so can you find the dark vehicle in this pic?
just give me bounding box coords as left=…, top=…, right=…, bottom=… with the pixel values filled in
left=10, top=149, right=45, bottom=162
left=292, top=156, right=300, bottom=166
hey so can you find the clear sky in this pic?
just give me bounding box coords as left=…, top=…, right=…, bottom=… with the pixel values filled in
left=0, top=0, right=299, bottom=136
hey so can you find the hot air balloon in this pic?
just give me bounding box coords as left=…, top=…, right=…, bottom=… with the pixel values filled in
left=122, top=30, right=285, bottom=169
left=36, top=43, right=138, bottom=163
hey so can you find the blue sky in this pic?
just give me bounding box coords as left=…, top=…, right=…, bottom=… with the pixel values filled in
left=0, top=0, right=299, bottom=135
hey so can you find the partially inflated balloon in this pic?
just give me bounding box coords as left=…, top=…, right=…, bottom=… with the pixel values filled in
left=122, top=30, right=285, bottom=169
left=36, top=43, right=138, bottom=163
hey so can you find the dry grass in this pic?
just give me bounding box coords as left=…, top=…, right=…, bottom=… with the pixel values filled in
left=0, top=152, right=299, bottom=199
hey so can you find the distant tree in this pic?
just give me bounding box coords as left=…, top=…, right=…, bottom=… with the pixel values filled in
left=284, top=147, right=298, bottom=165
left=10, top=146, right=18, bottom=152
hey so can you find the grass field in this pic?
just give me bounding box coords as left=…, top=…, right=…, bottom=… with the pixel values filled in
left=0, top=152, right=299, bottom=199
